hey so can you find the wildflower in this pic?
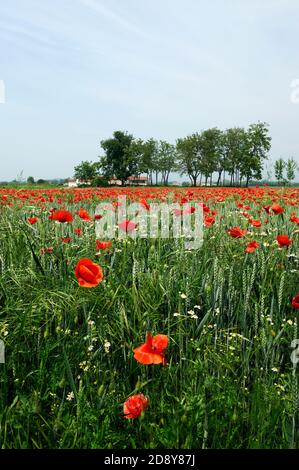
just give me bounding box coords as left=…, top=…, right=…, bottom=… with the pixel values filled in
left=104, top=340, right=111, bottom=353
left=276, top=234, right=292, bottom=248
left=79, top=361, right=90, bottom=372
left=180, top=293, right=187, bottom=299
left=263, top=205, right=271, bottom=214
left=66, top=391, right=74, bottom=401
left=75, top=258, right=103, bottom=288
left=61, top=237, right=71, bottom=243
left=118, top=219, right=138, bottom=233
left=227, top=227, right=248, bottom=238
left=76, top=208, right=92, bottom=221
left=245, top=241, right=259, bottom=253
left=173, top=208, right=183, bottom=216
left=123, top=394, right=148, bottom=419
left=49, top=209, right=73, bottom=223
left=183, top=206, right=196, bottom=214
left=249, top=219, right=262, bottom=228
left=290, top=215, right=299, bottom=224
left=133, top=332, right=168, bottom=365
left=28, top=216, right=38, bottom=225
left=140, top=199, right=150, bottom=211
left=291, top=294, right=299, bottom=309
left=204, top=215, right=215, bottom=227
left=96, top=240, right=112, bottom=251
left=271, top=204, right=284, bottom=215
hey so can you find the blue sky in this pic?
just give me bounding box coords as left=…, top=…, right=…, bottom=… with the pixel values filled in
left=0, top=0, right=299, bottom=181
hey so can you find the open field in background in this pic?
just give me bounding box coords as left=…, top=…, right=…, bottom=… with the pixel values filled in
left=0, top=186, right=298, bottom=449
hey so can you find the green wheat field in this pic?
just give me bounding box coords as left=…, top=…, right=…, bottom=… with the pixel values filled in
left=0, top=186, right=298, bottom=449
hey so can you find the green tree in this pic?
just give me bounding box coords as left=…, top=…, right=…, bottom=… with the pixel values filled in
left=274, top=158, right=286, bottom=185
left=126, top=138, right=156, bottom=183
left=286, top=157, right=298, bottom=184
left=200, top=128, right=223, bottom=185
left=74, top=160, right=98, bottom=182
left=222, top=128, right=247, bottom=186
left=138, top=138, right=158, bottom=185
left=157, top=141, right=177, bottom=185
left=243, top=122, right=271, bottom=187
left=36, top=179, right=48, bottom=185
left=100, top=131, right=136, bottom=185
left=127, top=138, right=144, bottom=177
left=27, top=176, right=35, bottom=184
left=176, top=133, right=203, bottom=186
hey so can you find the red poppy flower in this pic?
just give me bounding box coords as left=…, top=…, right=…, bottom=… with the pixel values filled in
left=249, top=219, right=262, bottom=228
left=290, top=215, right=299, bottom=224
left=263, top=205, right=271, bottom=214
left=276, top=234, right=292, bottom=248
left=204, top=215, right=215, bottom=227
left=76, top=208, right=92, bottom=222
left=74, top=228, right=82, bottom=236
left=173, top=208, right=183, bottom=216
left=49, top=210, right=73, bottom=223
left=245, top=241, right=259, bottom=253
left=96, top=240, right=112, bottom=250
left=227, top=227, right=248, bottom=238
left=28, top=217, right=38, bottom=225
left=133, top=332, right=168, bottom=365
left=291, top=294, right=299, bottom=309
left=183, top=206, right=196, bottom=214
left=61, top=237, right=71, bottom=243
left=118, top=219, right=138, bottom=233
left=75, top=258, right=103, bottom=288
left=94, top=214, right=103, bottom=220
left=271, top=204, right=284, bottom=215
left=140, top=199, right=150, bottom=211
left=123, top=394, right=149, bottom=419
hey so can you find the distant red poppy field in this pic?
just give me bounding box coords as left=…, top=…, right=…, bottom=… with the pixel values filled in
left=0, top=185, right=298, bottom=448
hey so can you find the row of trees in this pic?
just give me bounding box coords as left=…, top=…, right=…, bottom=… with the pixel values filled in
left=274, top=158, right=298, bottom=185
left=74, top=122, right=272, bottom=187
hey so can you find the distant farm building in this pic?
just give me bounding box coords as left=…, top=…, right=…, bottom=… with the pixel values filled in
left=67, top=178, right=78, bottom=188
left=66, top=175, right=148, bottom=187
left=127, top=176, right=148, bottom=186
left=109, top=176, right=148, bottom=186
left=66, top=178, right=91, bottom=188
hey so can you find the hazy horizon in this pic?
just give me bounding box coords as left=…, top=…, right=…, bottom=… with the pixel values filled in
left=1, top=0, right=299, bottom=181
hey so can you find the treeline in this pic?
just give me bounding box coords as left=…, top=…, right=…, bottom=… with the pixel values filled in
left=274, top=158, right=298, bottom=185
left=74, top=122, right=272, bottom=187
